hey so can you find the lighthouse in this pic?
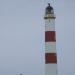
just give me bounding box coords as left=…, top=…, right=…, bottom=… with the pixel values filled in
left=44, top=3, right=57, bottom=75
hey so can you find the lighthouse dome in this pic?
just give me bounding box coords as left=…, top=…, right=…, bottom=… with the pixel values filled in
left=45, top=3, right=54, bottom=14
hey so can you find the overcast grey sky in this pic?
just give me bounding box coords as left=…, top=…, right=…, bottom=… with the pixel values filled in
left=56, top=0, right=75, bottom=75
left=0, top=0, right=75, bottom=75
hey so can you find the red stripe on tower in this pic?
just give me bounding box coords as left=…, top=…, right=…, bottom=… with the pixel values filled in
left=45, top=31, right=56, bottom=42
left=45, top=53, right=57, bottom=63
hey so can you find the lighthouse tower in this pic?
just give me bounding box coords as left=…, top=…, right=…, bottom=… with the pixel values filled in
left=44, top=3, right=57, bottom=75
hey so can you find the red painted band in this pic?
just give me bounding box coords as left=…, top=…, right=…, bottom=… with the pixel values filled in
left=45, top=53, right=57, bottom=64
left=45, top=31, right=56, bottom=42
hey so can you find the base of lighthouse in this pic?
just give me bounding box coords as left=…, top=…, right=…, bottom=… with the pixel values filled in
left=45, top=64, right=57, bottom=75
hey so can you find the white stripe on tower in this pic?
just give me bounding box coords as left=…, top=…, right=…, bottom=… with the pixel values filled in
left=45, top=19, right=55, bottom=31
left=44, top=3, right=57, bottom=75
left=45, top=42, right=56, bottom=53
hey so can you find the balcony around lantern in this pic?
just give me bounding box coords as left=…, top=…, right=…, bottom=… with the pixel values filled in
left=44, top=14, right=56, bottom=19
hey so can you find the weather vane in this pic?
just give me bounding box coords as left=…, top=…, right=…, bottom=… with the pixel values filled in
left=48, top=3, right=50, bottom=6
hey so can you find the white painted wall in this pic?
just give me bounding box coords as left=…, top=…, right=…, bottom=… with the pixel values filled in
left=45, top=19, right=55, bottom=31
left=45, top=42, right=56, bottom=53
left=45, top=64, right=57, bottom=75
